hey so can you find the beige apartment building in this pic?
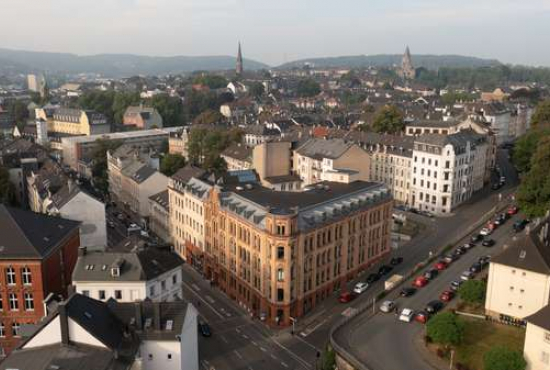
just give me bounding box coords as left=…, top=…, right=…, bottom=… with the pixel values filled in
left=148, top=190, right=171, bottom=243
left=253, top=141, right=301, bottom=191
left=485, top=217, right=550, bottom=323
left=36, top=107, right=110, bottom=136
left=170, top=174, right=393, bottom=327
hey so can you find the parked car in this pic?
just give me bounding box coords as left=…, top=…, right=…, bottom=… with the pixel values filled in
left=440, top=290, right=455, bottom=302
left=443, top=254, right=458, bottom=264
left=338, top=292, right=356, bottom=303
left=507, top=206, right=519, bottom=215
left=380, top=300, right=396, bottom=313
left=108, top=221, right=115, bottom=228
left=494, top=213, right=507, bottom=225
left=470, top=262, right=482, bottom=273
left=353, top=282, right=369, bottom=295
left=390, top=257, right=404, bottom=266
left=400, top=287, right=417, bottom=297
left=487, top=221, right=497, bottom=231
left=491, top=182, right=502, bottom=190
left=450, top=280, right=463, bottom=291
left=415, top=311, right=430, bottom=324
left=514, top=219, right=529, bottom=232
left=425, top=300, right=444, bottom=314
left=461, top=271, right=474, bottom=281
left=424, top=269, right=439, bottom=280
left=399, top=308, right=415, bottom=323
left=413, top=276, right=429, bottom=288
left=455, top=245, right=468, bottom=255
left=366, top=273, right=380, bottom=284
left=479, top=228, right=492, bottom=236
left=482, top=239, right=496, bottom=247
left=378, top=265, right=393, bottom=276
left=198, top=321, right=212, bottom=337
left=478, top=255, right=491, bottom=267
left=471, top=234, right=484, bottom=243
left=434, top=261, right=449, bottom=271
left=462, top=243, right=475, bottom=250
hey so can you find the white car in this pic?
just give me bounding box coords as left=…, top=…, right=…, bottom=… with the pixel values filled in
left=399, top=308, right=415, bottom=322
left=479, top=228, right=492, bottom=236
left=461, top=270, right=474, bottom=281
left=379, top=300, right=396, bottom=313
left=353, top=282, right=369, bottom=294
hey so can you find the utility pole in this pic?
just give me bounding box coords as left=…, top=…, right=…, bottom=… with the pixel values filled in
left=449, top=349, right=455, bottom=369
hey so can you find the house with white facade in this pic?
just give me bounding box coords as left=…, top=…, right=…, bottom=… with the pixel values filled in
left=0, top=293, right=199, bottom=370
left=485, top=216, right=550, bottom=323
left=524, top=304, right=550, bottom=370
left=72, top=247, right=184, bottom=303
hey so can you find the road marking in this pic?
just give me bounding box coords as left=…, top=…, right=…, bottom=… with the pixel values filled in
left=235, top=328, right=241, bottom=333
left=242, top=334, right=249, bottom=339
left=233, top=350, right=243, bottom=359
left=205, top=295, right=215, bottom=303
left=270, top=354, right=278, bottom=360
left=251, top=340, right=258, bottom=346
left=180, top=281, right=224, bottom=319
left=220, top=335, right=228, bottom=343
left=281, top=362, right=289, bottom=368
left=260, top=346, right=267, bottom=352
left=192, top=283, right=201, bottom=291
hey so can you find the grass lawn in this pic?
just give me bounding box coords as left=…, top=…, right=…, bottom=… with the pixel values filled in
left=454, top=318, right=525, bottom=370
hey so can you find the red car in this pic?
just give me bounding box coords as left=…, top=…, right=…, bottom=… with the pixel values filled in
left=440, top=290, right=455, bottom=302
left=338, top=292, right=356, bottom=303
left=507, top=206, right=519, bottom=215
left=415, top=311, right=430, bottom=324
left=434, top=261, right=448, bottom=271
left=487, top=221, right=497, bottom=231
left=413, top=276, right=429, bottom=288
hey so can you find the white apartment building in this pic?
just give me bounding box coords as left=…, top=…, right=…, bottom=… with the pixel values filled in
left=485, top=217, right=550, bottom=322
left=524, top=305, right=550, bottom=370
left=72, top=247, right=184, bottom=303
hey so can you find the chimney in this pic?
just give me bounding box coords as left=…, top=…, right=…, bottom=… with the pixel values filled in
left=134, top=302, right=143, bottom=330
left=59, top=302, right=70, bottom=346
left=153, top=302, right=161, bottom=331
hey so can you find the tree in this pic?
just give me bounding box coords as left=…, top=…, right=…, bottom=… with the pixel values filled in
left=484, top=346, right=526, bottom=370
left=426, top=312, right=464, bottom=346
left=192, top=75, right=228, bottom=89
left=517, top=136, right=550, bottom=217
left=5, top=100, right=30, bottom=125
left=296, top=79, right=321, bottom=97
left=319, top=347, right=336, bottom=370
left=160, top=154, right=186, bottom=177
left=0, top=166, right=17, bottom=206
left=193, top=109, right=224, bottom=125
left=78, top=91, right=115, bottom=122
left=248, top=82, right=265, bottom=98
left=458, top=280, right=487, bottom=305
left=371, top=105, right=404, bottom=134
left=112, top=91, right=141, bottom=125
left=150, top=94, right=184, bottom=127
left=91, top=139, right=123, bottom=194
left=512, top=129, right=550, bottom=173
left=531, top=99, right=550, bottom=129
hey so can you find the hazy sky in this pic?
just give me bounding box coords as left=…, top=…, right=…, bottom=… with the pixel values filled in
left=2, top=0, right=550, bottom=66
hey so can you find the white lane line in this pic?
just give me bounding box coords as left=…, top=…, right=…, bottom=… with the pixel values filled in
left=181, top=281, right=224, bottom=319
left=251, top=340, right=258, bottom=346
left=260, top=347, right=267, bottom=352
left=242, top=334, right=249, bottom=339
left=281, top=362, right=289, bottom=368
left=192, top=283, right=201, bottom=291
left=205, top=295, right=215, bottom=303
left=220, top=335, right=228, bottom=343
left=233, top=350, right=243, bottom=359
left=270, top=354, right=278, bottom=360
left=235, top=328, right=241, bottom=333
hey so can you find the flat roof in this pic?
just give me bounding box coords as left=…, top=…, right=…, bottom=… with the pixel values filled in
left=61, top=126, right=185, bottom=145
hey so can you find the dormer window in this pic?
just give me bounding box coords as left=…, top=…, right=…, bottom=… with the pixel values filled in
left=111, top=267, right=120, bottom=277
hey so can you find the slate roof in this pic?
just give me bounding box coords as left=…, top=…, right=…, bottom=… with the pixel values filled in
left=525, top=304, right=550, bottom=331
left=295, top=138, right=353, bottom=160
left=407, top=119, right=459, bottom=128
left=149, top=190, right=169, bottom=211
left=221, top=143, right=253, bottom=162
left=73, top=248, right=183, bottom=282
left=413, top=130, right=484, bottom=150
left=0, top=205, right=81, bottom=259
left=492, top=217, right=550, bottom=275
left=171, top=165, right=207, bottom=184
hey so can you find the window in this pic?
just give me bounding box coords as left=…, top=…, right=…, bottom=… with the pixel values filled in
left=24, top=293, right=34, bottom=311
left=6, top=267, right=15, bottom=285
left=98, top=290, right=106, bottom=300
left=149, top=286, right=155, bottom=296
left=21, top=267, right=32, bottom=285
left=161, top=280, right=166, bottom=291
left=148, top=354, right=153, bottom=361
left=541, top=351, right=550, bottom=365
left=277, top=288, right=284, bottom=302
left=0, top=294, right=2, bottom=311
left=12, top=323, right=20, bottom=337
left=172, top=274, right=178, bottom=285
left=277, top=246, right=285, bottom=260
left=544, top=332, right=550, bottom=343
left=9, top=293, right=18, bottom=311
left=82, top=290, right=90, bottom=297
left=0, top=323, right=4, bottom=337
left=167, top=354, right=172, bottom=360
left=277, top=268, right=284, bottom=282
left=114, top=290, right=122, bottom=300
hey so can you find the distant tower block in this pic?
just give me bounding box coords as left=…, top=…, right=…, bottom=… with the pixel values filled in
left=236, top=42, right=244, bottom=76
left=400, top=46, right=416, bottom=80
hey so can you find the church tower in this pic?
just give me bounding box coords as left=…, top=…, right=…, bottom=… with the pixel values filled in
left=236, top=42, right=244, bottom=76
left=400, top=46, right=415, bottom=80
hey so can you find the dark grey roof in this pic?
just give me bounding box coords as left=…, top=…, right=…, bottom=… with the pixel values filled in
left=149, top=190, right=169, bottom=211
left=295, top=138, right=353, bottom=160
left=414, top=130, right=484, bottom=150
left=264, top=174, right=302, bottom=184
left=492, top=217, right=550, bottom=275
left=407, top=119, right=459, bottom=128
left=221, top=143, right=252, bottom=162
left=525, top=304, right=550, bottom=331
left=73, top=248, right=183, bottom=282
left=243, top=124, right=279, bottom=136
left=171, top=165, right=207, bottom=184
left=0, top=205, right=81, bottom=259
left=132, top=164, right=156, bottom=184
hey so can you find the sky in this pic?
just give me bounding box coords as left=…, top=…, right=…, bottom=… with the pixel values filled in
left=2, top=0, right=550, bottom=66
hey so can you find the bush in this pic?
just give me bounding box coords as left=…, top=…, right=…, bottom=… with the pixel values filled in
left=426, top=312, right=465, bottom=346
left=483, top=346, right=526, bottom=370
left=458, top=280, right=487, bottom=305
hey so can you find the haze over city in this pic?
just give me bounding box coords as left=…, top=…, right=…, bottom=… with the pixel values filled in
left=2, top=0, right=550, bottom=66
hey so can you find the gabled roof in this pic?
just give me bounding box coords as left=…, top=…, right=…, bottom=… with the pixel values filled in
left=525, top=304, right=550, bottom=331
left=171, top=165, right=207, bottom=184
left=0, top=205, right=81, bottom=259
left=295, top=138, right=353, bottom=160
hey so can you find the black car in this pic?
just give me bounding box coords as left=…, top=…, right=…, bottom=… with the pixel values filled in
left=456, top=246, right=468, bottom=255
left=378, top=265, right=393, bottom=275
left=424, top=269, right=438, bottom=280
left=390, top=257, right=404, bottom=266
left=198, top=321, right=211, bottom=337
left=400, top=287, right=417, bottom=297
left=470, top=262, right=482, bottom=273
left=514, top=219, right=529, bottom=232
left=366, top=273, right=380, bottom=284
left=425, top=300, right=444, bottom=314
left=482, top=239, right=496, bottom=247
left=471, top=234, right=484, bottom=244
left=491, top=182, right=502, bottom=190
left=478, top=255, right=491, bottom=267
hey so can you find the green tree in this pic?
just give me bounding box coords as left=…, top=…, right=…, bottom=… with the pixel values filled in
left=78, top=91, right=115, bottom=122
left=112, top=92, right=141, bottom=125
left=5, top=100, right=30, bottom=125
left=91, top=139, right=123, bottom=194
left=371, top=105, right=404, bottom=134
left=531, top=99, right=550, bottom=129
left=150, top=94, right=184, bottom=127
left=517, top=136, right=550, bottom=217
left=160, top=154, right=186, bottom=177
left=458, top=280, right=487, bottom=305
left=193, top=109, right=224, bottom=125
left=512, top=130, right=550, bottom=173
left=248, top=82, right=265, bottom=98
left=192, top=75, right=228, bottom=89
left=484, top=346, right=526, bottom=370
left=319, top=347, right=336, bottom=370
left=426, top=312, right=465, bottom=346
left=296, top=79, right=321, bottom=97
left=0, top=166, right=17, bottom=206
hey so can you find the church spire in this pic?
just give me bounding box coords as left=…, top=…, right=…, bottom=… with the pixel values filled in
left=401, top=45, right=415, bottom=80
left=236, top=42, right=243, bottom=76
